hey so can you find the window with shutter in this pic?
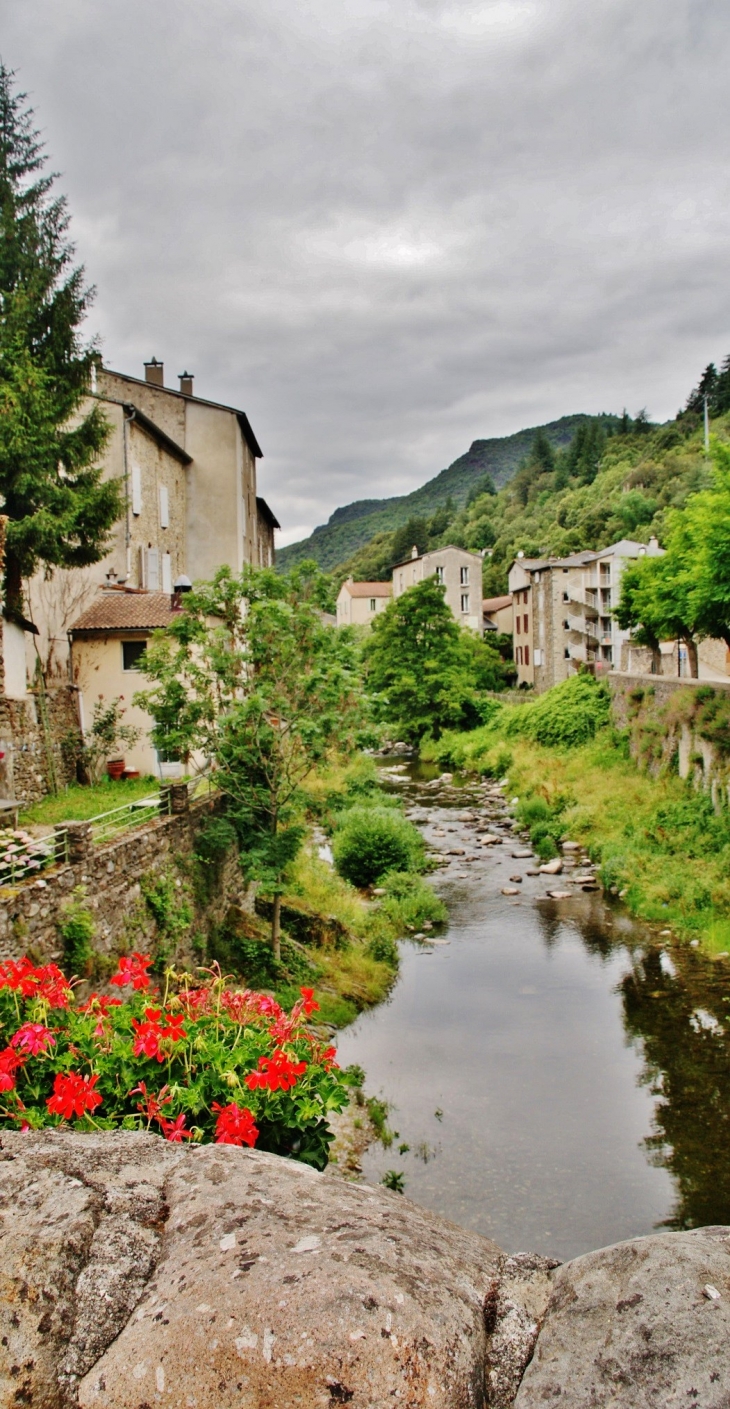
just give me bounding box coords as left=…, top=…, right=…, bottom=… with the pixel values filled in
left=162, top=553, right=172, bottom=593
left=146, top=548, right=160, bottom=591
left=159, top=485, right=169, bottom=529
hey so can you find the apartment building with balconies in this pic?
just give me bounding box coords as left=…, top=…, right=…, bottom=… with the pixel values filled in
left=508, top=538, right=663, bottom=691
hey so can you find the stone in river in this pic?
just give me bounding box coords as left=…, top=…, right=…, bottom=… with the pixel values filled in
left=539, top=858, right=563, bottom=874
left=526, top=868, right=541, bottom=876
left=561, top=841, right=581, bottom=851
left=509, top=874, right=524, bottom=883
left=501, top=886, right=521, bottom=895
left=581, top=882, right=600, bottom=892
left=480, top=834, right=501, bottom=845
left=512, top=849, right=533, bottom=858
left=547, top=889, right=572, bottom=900
left=446, top=847, right=466, bottom=855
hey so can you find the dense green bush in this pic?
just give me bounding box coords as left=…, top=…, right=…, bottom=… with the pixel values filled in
left=377, top=870, right=447, bottom=932
left=332, top=807, right=425, bottom=887
left=505, top=675, right=611, bottom=748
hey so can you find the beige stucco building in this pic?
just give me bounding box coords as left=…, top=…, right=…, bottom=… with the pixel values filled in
left=392, top=545, right=484, bottom=632
left=482, top=594, right=513, bottom=636
left=14, top=359, right=279, bottom=777
left=336, top=579, right=392, bottom=627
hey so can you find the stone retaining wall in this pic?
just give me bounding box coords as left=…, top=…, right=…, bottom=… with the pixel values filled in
left=0, top=791, right=251, bottom=968
left=609, top=672, right=730, bottom=804
left=0, top=685, right=81, bottom=805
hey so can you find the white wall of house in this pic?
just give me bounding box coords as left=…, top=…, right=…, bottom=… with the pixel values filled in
left=392, top=545, right=483, bottom=631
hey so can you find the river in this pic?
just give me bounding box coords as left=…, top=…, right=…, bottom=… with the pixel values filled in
left=335, top=761, right=730, bottom=1263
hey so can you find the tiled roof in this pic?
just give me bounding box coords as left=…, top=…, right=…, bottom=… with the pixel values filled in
left=70, top=591, right=178, bottom=635
left=482, top=595, right=513, bottom=612
left=341, top=581, right=392, bottom=598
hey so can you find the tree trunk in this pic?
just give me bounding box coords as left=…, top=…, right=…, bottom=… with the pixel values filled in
left=651, top=646, right=661, bottom=675
left=685, top=636, right=699, bottom=678
left=271, top=893, right=282, bottom=963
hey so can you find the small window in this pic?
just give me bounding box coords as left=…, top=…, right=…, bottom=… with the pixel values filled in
left=564, top=647, right=571, bottom=659
left=460, top=566, right=469, bottom=585
left=562, top=591, right=570, bottom=603
left=523, top=614, right=529, bottom=632
left=563, top=619, right=570, bottom=630
left=435, top=566, right=444, bottom=584
left=369, top=598, right=376, bottom=612
left=516, top=617, right=521, bottom=634
left=461, top=593, right=470, bottom=612
left=122, top=640, right=147, bottom=672
left=524, top=644, right=530, bottom=666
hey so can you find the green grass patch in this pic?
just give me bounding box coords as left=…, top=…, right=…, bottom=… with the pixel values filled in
left=21, top=775, right=159, bottom=827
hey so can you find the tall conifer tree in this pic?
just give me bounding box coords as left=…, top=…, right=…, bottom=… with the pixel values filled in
left=0, top=63, right=120, bottom=620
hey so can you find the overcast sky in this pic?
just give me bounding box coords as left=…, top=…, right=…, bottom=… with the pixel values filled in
left=2, top=1, right=729, bottom=544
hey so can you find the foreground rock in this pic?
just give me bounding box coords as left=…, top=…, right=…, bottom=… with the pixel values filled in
left=515, top=1226, right=730, bottom=1408
left=0, top=1130, right=551, bottom=1408
left=2, top=1131, right=729, bottom=1407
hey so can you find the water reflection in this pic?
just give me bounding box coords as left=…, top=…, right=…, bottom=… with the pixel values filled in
left=620, top=943, right=730, bottom=1230
left=336, top=764, right=730, bottom=1256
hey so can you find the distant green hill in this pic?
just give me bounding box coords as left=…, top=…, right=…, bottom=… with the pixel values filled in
left=277, top=414, right=603, bottom=573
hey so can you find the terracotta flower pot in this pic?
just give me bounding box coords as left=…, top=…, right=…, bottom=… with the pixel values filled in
left=106, top=759, right=126, bottom=781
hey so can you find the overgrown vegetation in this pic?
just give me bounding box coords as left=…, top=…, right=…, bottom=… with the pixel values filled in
left=332, top=807, right=426, bottom=887
left=424, top=673, right=730, bottom=953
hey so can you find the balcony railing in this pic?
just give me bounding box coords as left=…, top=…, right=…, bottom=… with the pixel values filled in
left=566, top=615, right=599, bottom=642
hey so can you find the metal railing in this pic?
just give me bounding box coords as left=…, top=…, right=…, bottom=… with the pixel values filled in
left=0, top=831, right=57, bottom=887
left=87, top=791, right=171, bottom=847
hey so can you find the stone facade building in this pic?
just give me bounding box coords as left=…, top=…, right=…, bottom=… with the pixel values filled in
left=391, top=545, right=484, bottom=632
left=508, top=538, right=664, bottom=691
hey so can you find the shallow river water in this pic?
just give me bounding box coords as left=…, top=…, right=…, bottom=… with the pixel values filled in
left=335, top=762, right=730, bottom=1263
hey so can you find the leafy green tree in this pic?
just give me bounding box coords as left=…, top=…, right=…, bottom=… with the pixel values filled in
left=136, top=563, right=362, bottom=959
left=615, top=554, right=698, bottom=675
left=390, top=516, right=429, bottom=568
left=531, top=428, right=555, bottom=475
left=665, top=440, right=730, bottom=650
left=0, top=64, right=120, bottom=618
left=364, top=576, right=506, bottom=742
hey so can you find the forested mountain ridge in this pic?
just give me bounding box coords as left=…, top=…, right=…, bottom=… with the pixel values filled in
left=277, top=413, right=602, bottom=572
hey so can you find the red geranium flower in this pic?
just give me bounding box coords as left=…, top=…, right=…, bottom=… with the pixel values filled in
left=244, top=1049, right=307, bottom=1093
left=10, top=1023, right=56, bottom=1056
left=158, top=1112, right=193, bottom=1142
left=0, top=1046, right=25, bottom=1092
left=130, top=1081, right=172, bottom=1123
left=299, top=987, right=319, bottom=1016
left=131, top=1009, right=165, bottom=1062
left=35, top=963, right=72, bottom=1009
left=46, top=1071, right=102, bottom=1120
left=161, top=1012, right=187, bottom=1043
left=110, top=952, right=152, bottom=990
left=0, top=957, right=41, bottom=998
left=212, top=1101, right=259, bottom=1147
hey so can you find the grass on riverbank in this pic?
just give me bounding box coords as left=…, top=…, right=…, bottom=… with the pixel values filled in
left=424, top=720, right=730, bottom=954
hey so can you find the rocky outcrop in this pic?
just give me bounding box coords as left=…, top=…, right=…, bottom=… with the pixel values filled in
left=515, top=1226, right=730, bottom=1408
left=1, top=1130, right=729, bottom=1407
left=0, top=1130, right=551, bottom=1408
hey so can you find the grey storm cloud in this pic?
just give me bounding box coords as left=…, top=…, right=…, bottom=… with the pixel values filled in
left=1, top=0, right=729, bottom=542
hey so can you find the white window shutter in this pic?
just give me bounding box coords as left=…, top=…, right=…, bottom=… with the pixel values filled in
left=159, top=485, right=169, bottom=529
left=131, top=463, right=142, bottom=515
left=161, top=552, right=172, bottom=593
left=138, top=544, right=146, bottom=588
left=147, top=548, right=160, bottom=591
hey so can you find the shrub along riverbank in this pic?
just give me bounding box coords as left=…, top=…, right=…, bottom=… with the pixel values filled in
left=212, top=756, right=446, bottom=1028
left=422, top=675, right=730, bottom=955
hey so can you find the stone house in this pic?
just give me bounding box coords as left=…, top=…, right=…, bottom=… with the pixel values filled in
left=508, top=538, right=664, bottom=691
left=336, top=579, right=392, bottom=627
left=391, top=545, right=484, bottom=632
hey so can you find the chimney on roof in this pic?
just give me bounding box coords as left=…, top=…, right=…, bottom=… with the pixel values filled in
left=144, top=358, right=164, bottom=387
left=411, top=545, right=418, bottom=559
left=179, top=370, right=194, bottom=396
